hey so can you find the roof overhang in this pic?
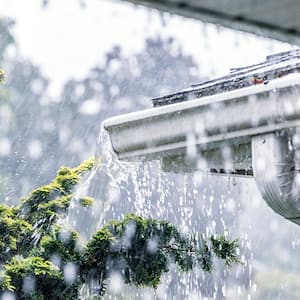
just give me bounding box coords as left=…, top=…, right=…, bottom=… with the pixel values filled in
left=123, top=0, right=300, bottom=45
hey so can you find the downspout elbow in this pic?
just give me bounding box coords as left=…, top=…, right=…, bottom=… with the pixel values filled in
left=252, top=132, right=300, bottom=225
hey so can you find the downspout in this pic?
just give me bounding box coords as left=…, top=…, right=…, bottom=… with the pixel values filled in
left=252, top=132, right=300, bottom=224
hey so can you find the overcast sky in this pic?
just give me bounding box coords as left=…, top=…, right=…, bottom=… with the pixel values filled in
left=0, top=0, right=294, bottom=96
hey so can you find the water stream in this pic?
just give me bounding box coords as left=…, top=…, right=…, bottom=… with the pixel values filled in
left=64, top=127, right=132, bottom=241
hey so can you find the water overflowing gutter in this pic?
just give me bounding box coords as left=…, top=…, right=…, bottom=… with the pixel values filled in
left=103, top=50, right=300, bottom=225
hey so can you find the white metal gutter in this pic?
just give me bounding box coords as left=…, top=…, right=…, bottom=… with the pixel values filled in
left=104, top=74, right=300, bottom=161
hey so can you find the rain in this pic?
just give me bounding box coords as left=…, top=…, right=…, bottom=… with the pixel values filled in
left=1, top=0, right=300, bottom=299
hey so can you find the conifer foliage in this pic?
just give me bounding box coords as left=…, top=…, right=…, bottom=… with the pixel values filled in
left=0, top=158, right=239, bottom=299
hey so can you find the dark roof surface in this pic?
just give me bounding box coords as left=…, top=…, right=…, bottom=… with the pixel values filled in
left=152, top=49, right=300, bottom=106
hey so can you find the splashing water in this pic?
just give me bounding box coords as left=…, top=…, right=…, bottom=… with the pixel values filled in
left=60, top=124, right=255, bottom=299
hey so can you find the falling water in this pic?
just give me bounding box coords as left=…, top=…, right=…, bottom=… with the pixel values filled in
left=63, top=126, right=133, bottom=241
left=58, top=121, right=257, bottom=299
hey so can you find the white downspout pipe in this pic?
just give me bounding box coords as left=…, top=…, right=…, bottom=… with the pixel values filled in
left=252, top=132, right=300, bottom=225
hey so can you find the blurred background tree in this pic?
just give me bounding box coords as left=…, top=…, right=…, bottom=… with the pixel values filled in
left=0, top=17, right=198, bottom=202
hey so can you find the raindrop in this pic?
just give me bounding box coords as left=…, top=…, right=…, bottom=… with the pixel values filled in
left=0, top=292, right=15, bottom=300
left=108, top=272, right=123, bottom=295
left=22, top=275, right=36, bottom=294
left=64, top=262, right=78, bottom=285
